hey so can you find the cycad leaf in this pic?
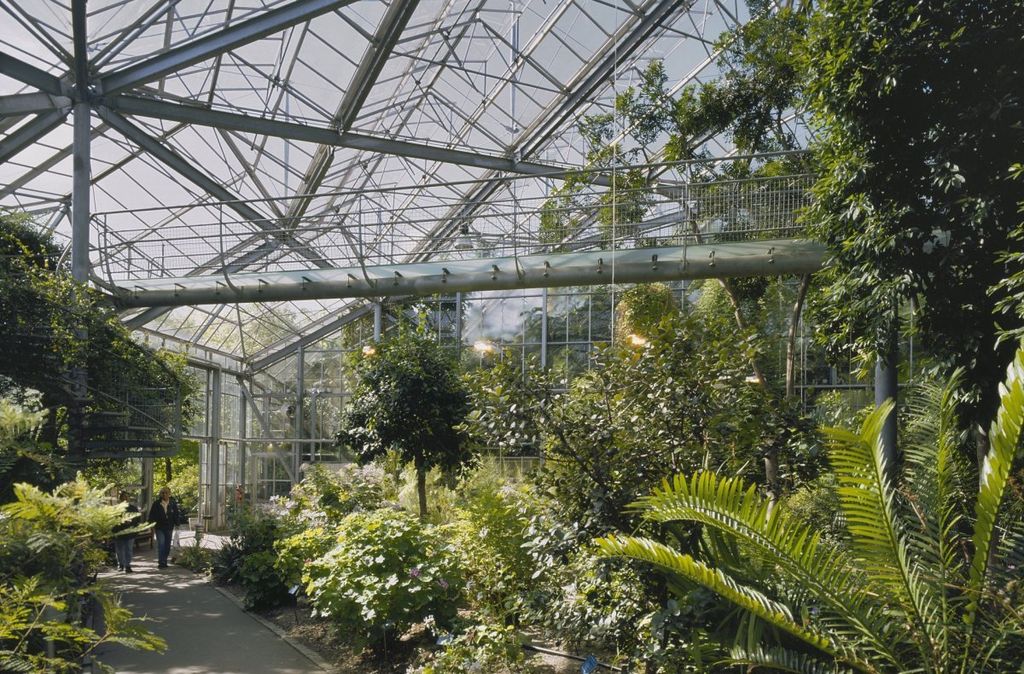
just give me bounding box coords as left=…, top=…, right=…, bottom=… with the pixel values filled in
left=966, top=347, right=1024, bottom=628
left=824, top=401, right=941, bottom=659
left=902, top=371, right=971, bottom=656
left=727, top=644, right=849, bottom=673
left=596, top=534, right=843, bottom=660
left=628, top=472, right=898, bottom=667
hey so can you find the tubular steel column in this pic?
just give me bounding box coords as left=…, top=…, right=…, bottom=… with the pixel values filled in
left=540, top=287, right=549, bottom=369
left=237, top=376, right=248, bottom=503
left=209, top=367, right=222, bottom=527
left=293, top=345, right=304, bottom=483
left=373, top=301, right=382, bottom=342
left=875, top=323, right=899, bottom=478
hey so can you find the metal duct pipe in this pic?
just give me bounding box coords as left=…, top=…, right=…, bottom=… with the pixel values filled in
left=111, top=239, right=827, bottom=308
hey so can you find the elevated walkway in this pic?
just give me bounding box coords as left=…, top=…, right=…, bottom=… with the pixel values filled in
left=110, top=238, right=826, bottom=308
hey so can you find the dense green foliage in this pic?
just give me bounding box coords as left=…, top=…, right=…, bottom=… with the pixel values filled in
left=599, top=350, right=1024, bottom=671
left=805, top=0, right=1024, bottom=435
left=0, top=213, right=197, bottom=466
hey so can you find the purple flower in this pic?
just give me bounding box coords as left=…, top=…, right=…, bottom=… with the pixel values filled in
left=409, top=566, right=421, bottom=578
left=437, top=578, right=449, bottom=590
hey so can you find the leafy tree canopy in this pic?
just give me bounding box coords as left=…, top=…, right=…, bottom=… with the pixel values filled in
left=804, top=0, right=1024, bottom=430
left=337, top=328, right=471, bottom=518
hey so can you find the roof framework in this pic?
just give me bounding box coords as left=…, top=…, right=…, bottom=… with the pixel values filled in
left=0, top=0, right=803, bottom=370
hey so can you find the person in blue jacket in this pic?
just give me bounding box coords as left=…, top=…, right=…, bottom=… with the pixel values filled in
left=147, top=486, right=180, bottom=568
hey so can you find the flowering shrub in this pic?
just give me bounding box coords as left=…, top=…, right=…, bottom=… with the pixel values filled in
left=304, top=508, right=462, bottom=648
left=280, top=464, right=390, bottom=526
left=450, top=482, right=535, bottom=621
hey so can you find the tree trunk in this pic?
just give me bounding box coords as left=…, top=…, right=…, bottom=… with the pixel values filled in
left=718, top=279, right=768, bottom=387
left=416, top=462, right=428, bottom=521
left=164, top=457, right=172, bottom=484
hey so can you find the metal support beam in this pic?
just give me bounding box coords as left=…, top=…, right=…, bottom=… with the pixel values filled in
left=0, top=92, right=72, bottom=117
left=336, top=0, right=420, bottom=132
left=104, top=95, right=573, bottom=177
left=246, top=303, right=373, bottom=371
left=540, top=286, right=548, bottom=369
left=97, top=0, right=358, bottom=95
left=71, top=115, right=91, bottom=282
left=0, top=110, right=68, bottom=165
left=97, top=107, right=334, bottom=269
left=70, top=103, right=91, bottom=307
left=293, top=345, right=304, bottom=482
left=112, top=238, right=826, bottom=307
left=0, top=53, right=65, bottom=96
left=72, top=0, right=89, bottom=97
left=237, top=376, right=248, bottom=504
left=372, top=302, right=382, bottom=342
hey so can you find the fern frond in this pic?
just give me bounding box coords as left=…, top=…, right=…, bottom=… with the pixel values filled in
left=902, top=372, right=971, bottom=663
left=824, top=401, right=942, bottom=663
left=596, top=534, right=869, bottom=669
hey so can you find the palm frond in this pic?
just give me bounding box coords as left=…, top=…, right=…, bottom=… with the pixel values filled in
left=596, top=534, right=856, bottom=666
left=965, top=347, right=1024, bottom=636
left=628, top=471, right=898, bottom=666
left=824, top=401, right=942, bottom=662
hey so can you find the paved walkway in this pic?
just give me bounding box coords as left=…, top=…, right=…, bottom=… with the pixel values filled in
left=95, top=549, right=324, bottom=674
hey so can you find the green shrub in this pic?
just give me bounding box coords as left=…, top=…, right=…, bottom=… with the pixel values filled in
left=211, top=505, right=281, bottom=584
left=451, top=482, right=535, bottom=621
left=239, top=551, right=290, bottom=611
left=212, top=504, right=290, bottom=611
left=0, top=479, right=164, bottom=671
left=304, top=508, right=462, bottom=648
left=413, top=622, right=527, bottom=674
left=273, top=526, right=337, bottom=589
left=174, top=535, right=212, bottom=574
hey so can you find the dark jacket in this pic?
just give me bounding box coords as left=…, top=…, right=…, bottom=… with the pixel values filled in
left=114, top=503, right=142, bottom=540
left=147, top=498, right=180, bottom=532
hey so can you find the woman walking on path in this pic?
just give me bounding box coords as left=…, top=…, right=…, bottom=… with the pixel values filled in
left=113, top=491, right=141, bottom=573
left=148, top=487, right=180, bottom=568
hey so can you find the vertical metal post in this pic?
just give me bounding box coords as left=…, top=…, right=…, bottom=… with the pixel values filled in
left=237, top=376, right=247, bottom=502
left=875, top=322, right=899, bottom=478
left=209, top=367, right=222, bottom=527
left=293, top=346, right=304, bottom=483
left=540, top=287, right=549, bottom=369
left=373, top=302, right=382, bottom=342
left=71, top=103, right=91, bottom=282
left=68, top=0, right=92, bottom=470
left=455, top=292, right=463, bottom=353
left=141, top=457, right=154, bottom=512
